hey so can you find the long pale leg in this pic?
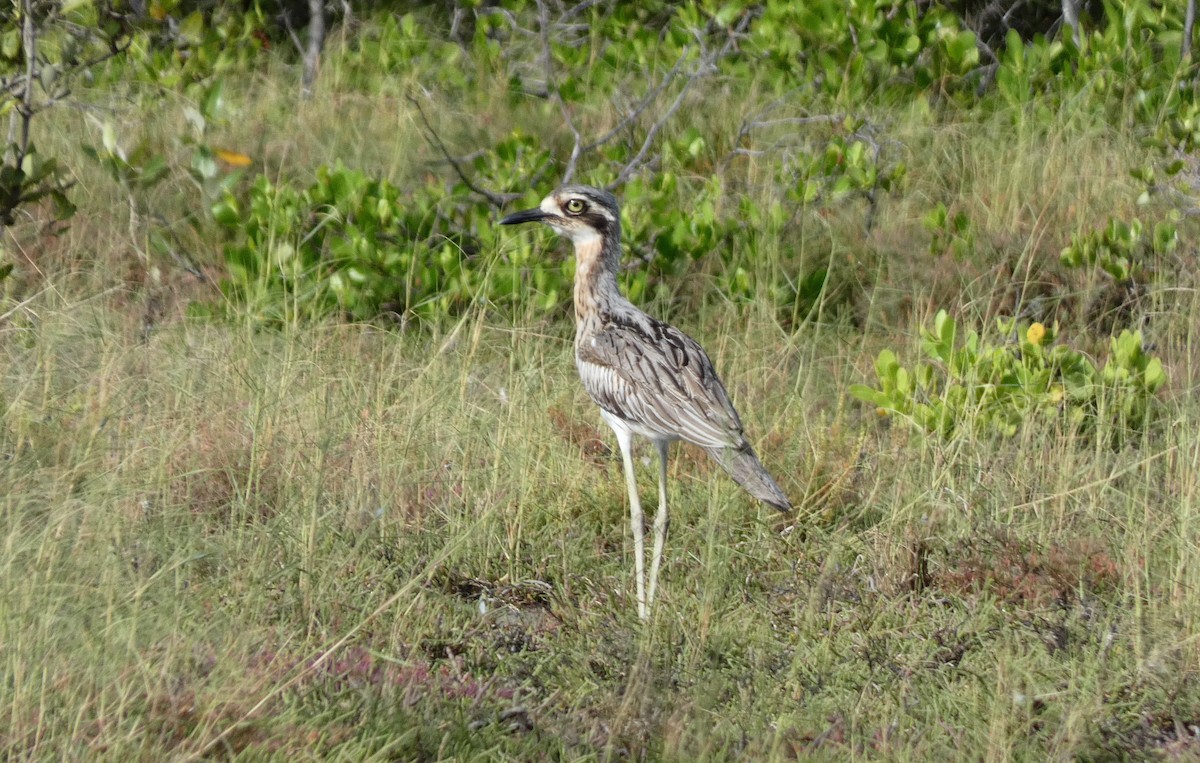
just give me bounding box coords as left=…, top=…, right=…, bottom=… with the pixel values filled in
left=646, top=439, right=670, bottom=612
left=613, top=426, right=648, bottom=621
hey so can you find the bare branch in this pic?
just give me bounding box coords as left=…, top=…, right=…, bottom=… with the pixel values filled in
left=280, top=5, right=305, bottom=57
left=1001, top=0, right=1031, bottom=28
left=17, top=0, right=36, bottom=163
left=301, top=0, right=325, bottom=99
left=557, top=98, right=584, bottom=184
left=526, top=156, right=556, bottom=189
left=560, top=0, right=610, bottom=23
left=407, top=94, right=519, bottom=207
left=534, top=0, right=585, bottom=183
left=583, top=49, right=689, bottom=153
left=1061, top=0, right=1081, bottom=46
left=475, top=7, right=537, bottom=39
left=748, top=115, right=845, bottom=130
left=0, top=36, right=129, bottom=101
left=452, top=4, right=753, bottom=194
left=607, top=59, right=696, bottom=190
left=1185, top=0, right=1196, bottom=63
left=605, top=11, right=754, bottom=190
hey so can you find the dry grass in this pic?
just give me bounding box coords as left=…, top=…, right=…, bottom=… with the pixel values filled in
left=3, top=19, right=1200, bottom=761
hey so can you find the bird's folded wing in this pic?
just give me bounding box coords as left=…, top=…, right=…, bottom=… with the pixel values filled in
left=576, top=316, right=746, bottom=450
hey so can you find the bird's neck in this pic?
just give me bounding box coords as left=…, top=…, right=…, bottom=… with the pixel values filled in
left=572, top=233, right=628, bottom=328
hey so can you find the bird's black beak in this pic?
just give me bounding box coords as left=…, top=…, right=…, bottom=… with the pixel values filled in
left=499, top=208, right=549, bottom=226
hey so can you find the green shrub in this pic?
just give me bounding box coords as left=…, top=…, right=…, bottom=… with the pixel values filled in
left=209, top=161, right=766, bottom=324
left=61, top=0, right=1198, bottom=335
left=743, top=0, right=978, bottom=102
left=337, top=12, right=470, bottom=95
left=212, top=166, right=494, bottom=324
left=924, top=202, right=974, bottom=259
left=0, top=0, right=134, bottom=229
left=96, top=5, right=272, bottom=92
left=851, top=309, right=1167, bottom=441
left=1059, top=216, right=1177, bottom=283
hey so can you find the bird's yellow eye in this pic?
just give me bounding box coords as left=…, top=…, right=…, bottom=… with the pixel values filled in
left=564, top=198, right=586, bottom=214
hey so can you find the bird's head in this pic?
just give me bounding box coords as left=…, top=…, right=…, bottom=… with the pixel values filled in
left=499, top=185, right=620, bottom=248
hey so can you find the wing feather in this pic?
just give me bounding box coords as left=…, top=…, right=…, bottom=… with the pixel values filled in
left=576, top=311, right=747, bottom=450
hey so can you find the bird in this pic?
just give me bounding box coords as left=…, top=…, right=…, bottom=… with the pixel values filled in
left=500, top=184, right=792, bottom=621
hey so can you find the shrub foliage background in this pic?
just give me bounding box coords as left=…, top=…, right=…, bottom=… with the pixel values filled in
left=2, top=0, right=1200, bottom=759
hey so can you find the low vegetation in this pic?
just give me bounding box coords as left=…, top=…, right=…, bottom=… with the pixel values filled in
left=3, top=0, right=1200, bottom=758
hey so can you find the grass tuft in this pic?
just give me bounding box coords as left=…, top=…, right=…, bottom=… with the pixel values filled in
left=3, top=16, right=1200, bottom=760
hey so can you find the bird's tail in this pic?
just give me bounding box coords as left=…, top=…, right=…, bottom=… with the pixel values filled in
left=704, top=443, right=792, bottom=512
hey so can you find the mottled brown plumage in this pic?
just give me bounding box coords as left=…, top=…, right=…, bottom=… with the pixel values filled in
left=500, top=184, right=791, bottom=620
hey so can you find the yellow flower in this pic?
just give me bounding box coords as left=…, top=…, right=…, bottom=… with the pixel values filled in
left=215, top=148, right=253, bottom=168
left=1026, top=322, right=1046, bottom=346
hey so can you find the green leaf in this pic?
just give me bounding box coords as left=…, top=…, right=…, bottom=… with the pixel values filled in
left=1143, top=357, right=1165, bottom=392
left=1101, top=257, right=1130, bottom=282
left=1153, top=222, right=1177, bottom=253
left=1, top=29, right=20, bottom=61
left=179, top=11, right=206, bottom=45
left=101, top=122, right=118, bottom=155
left=714, top=3, right=742, bottom=28
left=923, top=203, right=948, bottom=232
left=400, top=12, right=417, bottom=36
left=211, top=198, right=240, bottom=227
left=0, top=165, right=24, bottom=197
left=799, top=179, right=819, bottom=204
left=849, top=384, right=890, bottom=408
left=201, top=81, right=224, bottom=122
left=798, top=268, right=827, bottom=301
left=191, top=146, right=217, bottom=181
left=1112, top=331, right=1140, bottom=365
left=947, top=30, right=979, bottom=70
left=224, top=245, right=259, bottom=279
left=49, top=190, right=76, bottom=220
left=138, top=156, right=169, bottom=189
left=938, top=311, right=955, bottom=344
left=875, top=348, right=900, bottom=382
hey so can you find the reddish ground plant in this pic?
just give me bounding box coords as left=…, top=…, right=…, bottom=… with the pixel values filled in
left=934, top=530, right=1122, bottom=607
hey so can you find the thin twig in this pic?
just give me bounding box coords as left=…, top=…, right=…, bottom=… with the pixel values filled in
left=301, top=0, right=325, bottom=99
left=406, top=94, right=519, bottom=207
left=476, top=7, right=526, bottom=31
left=561, top=0, right=610, bottom=23
left=1185, top=0, right=1196, bottom=62
left=606, top=12, right=753, bottom=189
left=557, top=98, right=584, bottom=184
left=17, top=0, right=36, bottom=163
left=535, top=0, right=584, bottom=184
left=0, top=284, right=51, bottom=325
left=280, top=5, right=305, bottom=56
left=583, top=49, right=689, bottom=153
left=607, top=59, right=696, bottom=189
left=434, top=148, right=487, bottom=165
left=0, top=38, right=131, bottom=100
left=747, top=115, right=846, bottom=129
